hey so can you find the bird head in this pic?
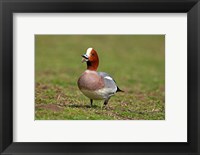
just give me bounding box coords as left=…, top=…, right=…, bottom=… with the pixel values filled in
left=81, top=48, right=99, bottom=71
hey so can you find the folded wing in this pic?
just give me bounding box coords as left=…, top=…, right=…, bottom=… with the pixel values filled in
left=98, top=72, right=118, bottom=94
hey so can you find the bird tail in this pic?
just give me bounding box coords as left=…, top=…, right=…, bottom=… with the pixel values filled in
left=116, top=86, right=124, bottom=92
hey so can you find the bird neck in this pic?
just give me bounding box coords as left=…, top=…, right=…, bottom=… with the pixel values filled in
left=87, top=61, right=99, bottom=71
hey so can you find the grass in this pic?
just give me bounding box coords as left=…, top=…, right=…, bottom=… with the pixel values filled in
left=35, top=35, right=165, bottom=120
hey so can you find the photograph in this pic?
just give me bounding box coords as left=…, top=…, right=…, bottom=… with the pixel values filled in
left=35, top=35, right=165, bottom=120
left=2, top=0, right=200, bottom=154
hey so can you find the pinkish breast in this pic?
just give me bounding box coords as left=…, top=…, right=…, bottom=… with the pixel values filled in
left=78, top=70, right=105, bottom=91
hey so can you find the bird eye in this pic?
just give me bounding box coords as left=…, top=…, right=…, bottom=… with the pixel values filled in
left=92, top=53, right=95, bottom=56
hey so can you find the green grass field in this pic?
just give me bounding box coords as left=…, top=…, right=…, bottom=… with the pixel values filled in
left=35, top=35, right=165, bottom=120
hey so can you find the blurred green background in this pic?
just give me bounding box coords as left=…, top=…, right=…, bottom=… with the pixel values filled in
left=35, top=35, right=165, bottom=120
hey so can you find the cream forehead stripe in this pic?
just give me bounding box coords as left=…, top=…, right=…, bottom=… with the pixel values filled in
left=86, top=47, right=93, bottom=56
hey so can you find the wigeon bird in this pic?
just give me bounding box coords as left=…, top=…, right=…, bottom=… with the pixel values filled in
left=77, top=47, right=123, bottom=107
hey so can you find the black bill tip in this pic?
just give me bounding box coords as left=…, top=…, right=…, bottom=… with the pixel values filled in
left=82, top=54, right=88, bottom=59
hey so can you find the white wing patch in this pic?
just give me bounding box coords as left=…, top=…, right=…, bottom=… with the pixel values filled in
left=104, top=76, right=113, bottom=81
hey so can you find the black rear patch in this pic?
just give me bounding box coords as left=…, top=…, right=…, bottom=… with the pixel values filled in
left=116, top=86, right=124, bottom=92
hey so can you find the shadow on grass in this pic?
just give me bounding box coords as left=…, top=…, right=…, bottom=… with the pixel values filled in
left=68, top=104, right=99, bottom=109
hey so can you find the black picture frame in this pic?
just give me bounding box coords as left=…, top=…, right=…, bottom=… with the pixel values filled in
left=0, top=0, right=200, bottom=154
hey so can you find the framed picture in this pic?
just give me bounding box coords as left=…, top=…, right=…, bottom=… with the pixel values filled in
left=0, top=0, right=200, bottom=154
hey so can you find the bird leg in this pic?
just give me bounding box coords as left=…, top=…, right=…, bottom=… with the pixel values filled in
left=101, top=98, right=111, bottom=110
left=103, top=97, right=110, bottom=106
left=90, top=99, right=93, bottom=107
